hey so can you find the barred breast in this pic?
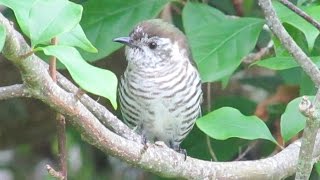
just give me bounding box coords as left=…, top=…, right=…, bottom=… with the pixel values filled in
left=118, top=60, right=202, bottom=149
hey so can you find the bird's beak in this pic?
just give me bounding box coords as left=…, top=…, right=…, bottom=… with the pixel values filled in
left=113, top=37, right=132, bottom=46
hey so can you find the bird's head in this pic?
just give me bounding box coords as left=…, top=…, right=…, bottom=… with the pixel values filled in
left=113, top=19, right=191, bottom=67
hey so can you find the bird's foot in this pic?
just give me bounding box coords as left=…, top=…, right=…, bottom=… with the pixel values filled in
left=176, top=148, right=187, bottom=161
left=140, top=134, right=148, bottom=155
left=170, top=142, right=187, bottom=161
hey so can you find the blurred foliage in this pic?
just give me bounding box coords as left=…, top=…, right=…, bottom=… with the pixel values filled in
left=0, top=0, right=319, bottom=179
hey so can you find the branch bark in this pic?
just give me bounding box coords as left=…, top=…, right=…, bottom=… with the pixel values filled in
left=1, top=6, right=320, bottom=179
left=258, top=0, right=320, bottom=179
left=297, top=96, right=320, bottom=179
left=0, top=84, right=30, bottom=100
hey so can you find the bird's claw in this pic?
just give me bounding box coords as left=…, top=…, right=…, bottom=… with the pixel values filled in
left=140, top=134, right=148, bottom=155
left=173, top=146, right=187, bottom=161
left=178, top=148, right=187, bottom=161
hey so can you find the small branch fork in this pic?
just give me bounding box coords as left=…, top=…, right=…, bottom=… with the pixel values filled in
left=258, top=0, right=320, bottom=179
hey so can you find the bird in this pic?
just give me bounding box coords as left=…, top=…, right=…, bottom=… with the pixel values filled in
left=113, top=19, right=202, bottom=155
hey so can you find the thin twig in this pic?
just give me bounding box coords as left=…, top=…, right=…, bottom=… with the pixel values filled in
left=243, top=41, right=273, bottom=64
left=49, top=37, right=67, bottom=179
left=206, top=135, right=217, bottom=161
left=232, top=0, right=244, bottom=16
left=279, top=0, right=320, bottom=31
left=205, top=83, right=217, bottom=161
left=0, top=84, right=30, bottom=100
left=234, top=141, right=258, bottom=161
left=49, top=38, right=58, bottom=82
left=56, top=114, right=67, bottom=179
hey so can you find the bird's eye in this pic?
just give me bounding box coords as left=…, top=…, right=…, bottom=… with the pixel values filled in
left=148, top=42, right=157, bottom=49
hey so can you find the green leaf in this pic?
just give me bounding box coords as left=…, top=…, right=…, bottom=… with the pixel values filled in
left=0, top=0, right=34, bottom=36
left=0, top=25, right=6, bottom=51
left=253, top=56, right=320, bottom=70
left=273, top=23, right=309, bottom=57
left=311, top=34, right=320, bottom=56
left=196, top=107, right=277, bottom=144
left=183, top=2, right=225, bottom=25
left=274, top=1, right=320, bottom=49
left=280, top=96, right=313, bottom=142
left=183, top=4, right=264, bottom=82
left=81, top=0, right=169, bottom=61
left=0, top=0, right=83, bottom=47
left=38, top=45, right=118, bottom=109
left=316, top=162, right=320, bottom=177
left=300, top=72, right=316, bottom=95
left=278, top=67, right=302, bottom=85
left=253, top=57, right=298, bottom=70
left=58, top=24, right=97, bottom=53
left=29, top=0, right=83, bottom=46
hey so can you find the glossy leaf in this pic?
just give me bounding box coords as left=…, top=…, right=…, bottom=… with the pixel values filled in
left=81, top=0, right=169, bottom=61
left=280, top=96, right=314, bottom=142
left=183, top=3, right=264, bottom=82
left=0, top=0, right=35, bottom=36
left=279, top=67, right=302, bottom=85
left=311, top=34, right=320, bottom=56
left=0, top=25, right=6, bottom=51
left=253, top=56, right=320, bottom=70
left=58, top=24, right=97, bottom=53
left=273, top=23, right=309, bottom=57
left=300, top=72, right=316, bottom=95
left=274, top=1, right=320, bottom=49
left=196, top=107, right=277, bottom=144
left=0, top=0, right=83, bottom=47
left=38, top=45, right=118, bottom=109
left=183, top=2, right=225, bottom=25
left=29, top=0, right=82, bottom=46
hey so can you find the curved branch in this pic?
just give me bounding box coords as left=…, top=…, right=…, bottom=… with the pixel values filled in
left=56, top=74, right=140, bottom=142
left=258, top=0, right=320, bottom=179
left=1, top=10, right=320, bottom=179
left=0, top=84, right=30, bottom=100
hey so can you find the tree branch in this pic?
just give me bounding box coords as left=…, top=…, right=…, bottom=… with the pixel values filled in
left=296, top=95, right=320, bottom=179
left=258, top=0, right=320, bottom=86
left=279, top=0, right=320, bottom=31
left=1, top=9, right=320, bottom=179
left=0, top=84, right=30, bottom=100
left=56, top=73, right=140, bottom=142
left=258, top=0, right=320, bottom=179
